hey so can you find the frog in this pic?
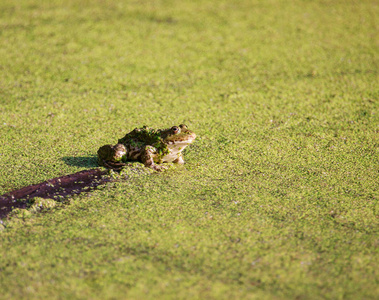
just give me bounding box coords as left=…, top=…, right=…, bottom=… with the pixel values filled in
left=97, top=124, right=196, bottom=171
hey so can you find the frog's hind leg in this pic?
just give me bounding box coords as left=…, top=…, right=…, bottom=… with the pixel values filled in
left=97, top=144, right=127, bottom=171
left=99, top=159, right=126, bottom=171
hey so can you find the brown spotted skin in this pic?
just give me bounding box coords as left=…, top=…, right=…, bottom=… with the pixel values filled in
left=97, top=144, right=128, bottom=171
left=98, top=124, right=196, bottom=171
left=140, top=145, right=167, bottom=171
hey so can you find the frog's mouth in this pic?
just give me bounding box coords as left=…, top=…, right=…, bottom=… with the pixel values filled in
left=167, top=141, right=191, bottom=151
left=167, top=132, right=197, bottom=145
left=165, top=135, right=196, bottom=157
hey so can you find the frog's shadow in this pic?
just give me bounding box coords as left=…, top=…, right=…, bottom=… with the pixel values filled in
left=61, top=155, right=99, bottom=168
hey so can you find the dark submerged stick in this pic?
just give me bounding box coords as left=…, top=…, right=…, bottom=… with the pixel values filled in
left=0, top=168, right=110, bottom=219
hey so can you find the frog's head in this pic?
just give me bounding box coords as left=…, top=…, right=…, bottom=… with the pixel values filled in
left=160, top=124, right=196, bottom=146
left=157, top=124, right=196, bottom=162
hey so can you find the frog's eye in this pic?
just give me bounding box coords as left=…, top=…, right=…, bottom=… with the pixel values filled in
left=179, top=124, right=187, bottom=129
left=171, top=126, right=180, bottom=134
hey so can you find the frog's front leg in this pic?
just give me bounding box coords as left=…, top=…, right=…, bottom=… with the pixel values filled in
left=141, top=145, right=167, bottom=171
left=173, top=154, right=185, bottom=164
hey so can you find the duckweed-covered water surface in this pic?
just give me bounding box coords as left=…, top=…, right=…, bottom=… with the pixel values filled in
left=0, top=0, right=378, bottom=299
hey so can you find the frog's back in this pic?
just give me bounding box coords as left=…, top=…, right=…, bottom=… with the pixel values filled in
left=118, top=126, right=162, bottom=147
